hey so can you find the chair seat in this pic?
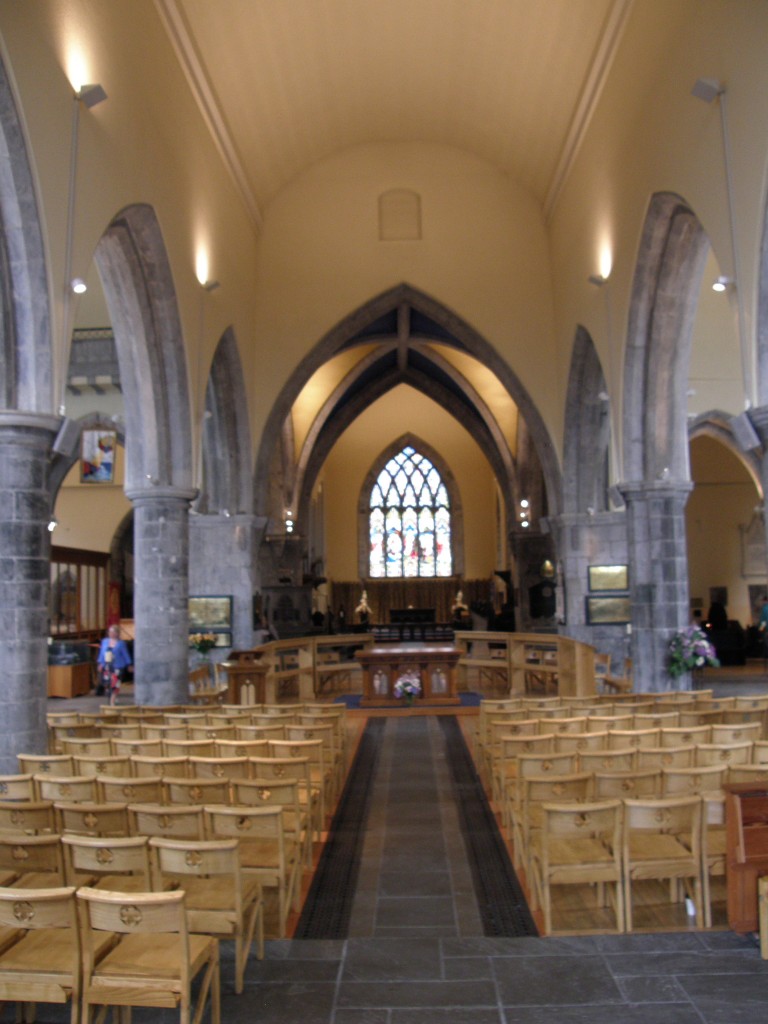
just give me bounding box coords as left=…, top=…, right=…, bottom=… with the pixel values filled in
left=0, top=927, right=112, bottom=972
left=93, top=931, right=215, bottom=981
left=180, top=874, right=261, bottom=913
left=544, top=836, right=616, bottom=870
left=11, top=870, right=94, bottom=888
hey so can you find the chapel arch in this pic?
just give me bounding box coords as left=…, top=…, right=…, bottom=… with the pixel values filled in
left=563, top=326, right=611, bottom=515
left=198, top=327, right=252, bottom=514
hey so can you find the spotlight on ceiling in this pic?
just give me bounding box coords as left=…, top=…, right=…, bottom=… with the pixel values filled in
left=712, top=276, right=732, bottom=292
left=691, top=77, right=723, bottom=104
left=76, top=83, right=107, bottom=109
left=71, top=278, right=87, bottom=294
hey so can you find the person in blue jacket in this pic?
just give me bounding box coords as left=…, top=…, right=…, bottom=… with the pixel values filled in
left=97, top=625, right=132, bottom=705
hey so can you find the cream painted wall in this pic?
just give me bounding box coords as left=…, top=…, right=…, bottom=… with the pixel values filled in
left=318, top=384, right=499, bottom=581
left=251, top=141, right=558, bottom=452
left=548, top=0, right=768, bottom=478
left=687, top=436, right=761, bottom=627
left=0, top=2, right=261, bottom=452
left=53, top=445, right=131, bottom=554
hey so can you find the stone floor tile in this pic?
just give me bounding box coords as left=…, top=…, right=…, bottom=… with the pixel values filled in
left=493, top=955, right=623, bottom=1005
left=392, top=1010, right=503, bottom=1024
left=336, top=978, right=499, bottom=1009
left=617, top=974, right=691, bottom=1003
left=343, top=937, right=443, bottom=981
left=499, top=1006, right=705, bottom=1024
left=603, top=952, right=768, bottom=977
left=376, top=895, right=457, bottom=928
left=677, top=973, right=768, bottom=1023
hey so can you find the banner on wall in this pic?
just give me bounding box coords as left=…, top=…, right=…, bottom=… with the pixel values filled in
left=107, top=583, right=121, bottom=627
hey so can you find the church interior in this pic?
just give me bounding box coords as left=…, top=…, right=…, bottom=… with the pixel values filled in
left=1, top=2, right=768, bottom=1019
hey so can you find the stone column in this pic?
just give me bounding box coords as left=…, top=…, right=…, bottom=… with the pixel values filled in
left=126, top=486, right=196, bottom=705
left=0, top=414, right=59, bottom=770
left=619, top=480, right=693, bottom=692
left=746, top=406, right=768, bottom=557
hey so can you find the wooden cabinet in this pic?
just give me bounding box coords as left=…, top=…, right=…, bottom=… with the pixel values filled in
left=47, top=662, right=92, bottom=699
left=724, top=782, right=768, bottom=932
left=357, top=644, right=460, bottom=706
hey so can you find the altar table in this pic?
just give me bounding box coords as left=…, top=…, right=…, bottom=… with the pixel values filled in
left=356, top=644, right=460, bottom=706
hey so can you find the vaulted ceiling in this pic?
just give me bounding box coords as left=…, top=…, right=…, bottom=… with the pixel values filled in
left=157, top=0, right=628, bottom=227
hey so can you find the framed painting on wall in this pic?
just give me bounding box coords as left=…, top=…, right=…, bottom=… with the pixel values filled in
left=80, top=429, right=116, bottom=483
left=189, top=596, right=232, bottom=630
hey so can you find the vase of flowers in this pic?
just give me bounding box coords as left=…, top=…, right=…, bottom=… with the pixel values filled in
left=667, top=625, right=719, bottom=680
left=189, top=632, right=217, bottom=664
left=394, top=670, right=422, bottom=707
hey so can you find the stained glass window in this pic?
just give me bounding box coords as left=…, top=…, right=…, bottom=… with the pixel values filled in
left=369, top=446, right=452, bottom=578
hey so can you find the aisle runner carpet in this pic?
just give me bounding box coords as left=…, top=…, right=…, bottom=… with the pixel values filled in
left=438, top=716, right=538, bottom=937
left=293, top=717, right=385, bottom=938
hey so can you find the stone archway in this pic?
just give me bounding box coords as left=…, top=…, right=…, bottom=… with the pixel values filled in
left=563, top=326, right=611, bottom=516
left=94, top=204, right=196, bottom=703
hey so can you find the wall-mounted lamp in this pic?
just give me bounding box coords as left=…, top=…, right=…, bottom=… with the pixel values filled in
left=203, top=280, right=220, bottom=293
left=76, top=83, right=107, bottom=109
left=47, top=518, right=58, bottom=533
left=691, top=77, right=723, bottom=104
left=588, top=274, right=607, bottom=287
left=71, top=277, right=87, bottom=294
left=712, top=275, right=732, bottom=292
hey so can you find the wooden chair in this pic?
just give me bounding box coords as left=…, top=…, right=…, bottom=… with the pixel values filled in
left=97, top=774, right=164, bottom=804
left=632, top=711, right=680, bottom=730
left=268, top=738, right=333, bottom=827
left=554, top=731, right=609, bottom=755
left=62, top=833, right=152, bottom=890
left=249, top=755, right=322, bottom=842
left=0, top=800, right=55, bottom=835
left=17, top=754, right=73, bottom=777
left=111, top=737, right=164, bottom=759
left=205, top=804, right=299, bottom=939
left=699, top=792, right=726, bottom=929
left=34, top=774, right=98, bottom=804
left=132, top=754, right=190, bottom=778
left=163, top=739, right=216, bottom=759
left=284, top=723, right=343, bottom=800
left=54, top=800, right=130, bottom=837
left=77, top=886, right=220, bottom=1024
left=710, top=722, right=762, bottom=745
left=150, top=837, right=264, bottom=994
left=661, top=764, right=728, bottom=797
left=635, top=745, right=695, bottom=770
left=608, top=728, right=661, bottom=750
left=0, top=833, right=66, bottom=887
left=695, top=741, right=753, bottom=767
left=165, top=778, right=230, bottom=806
left=216, top=739, right=270, bottom=759
left=0, top=775, right=37, bottom=802
left=621, top=795, right=703, bottom=931
left=585, top=714, right=633, bottom=733
left=512, top=771, right=592, bottom=877
left=128, top=803, right=207, bottom=840
left=593, top=769, right=662, bottom=800
left=660, top=725, right=711, bottom=747
left=529, top=799, right=624, bottom=934
left=187, top=756, right=250, bottom=781
left=577, top=748, right=635, bottom=774
left=492, top=733, right=556, bottom=809
left=233, top=777, right=311, bottom=868
left=73, top=754, right=132, bottom=778
left=59, top=737, right=113, bottom=758
left=140, top=723, right=190, bottom=742
left=0, top=885, right=83, bottom=1024
left=504, top=751, right=577, bottom=837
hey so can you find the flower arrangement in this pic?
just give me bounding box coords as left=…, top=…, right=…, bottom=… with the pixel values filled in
left=667, top=625, right=719, bottom=679
left=393, top=671, right=422, bottom=703
left=189, top=632, right=217, bottom=655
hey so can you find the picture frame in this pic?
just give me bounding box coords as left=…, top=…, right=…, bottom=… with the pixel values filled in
left=80, top=429, right=116, bottom=484
left=588, top=564, right=628, bottom=593
left=586, top=595, right=631, bottom=625
left=189, top=596, right=232, bottom=630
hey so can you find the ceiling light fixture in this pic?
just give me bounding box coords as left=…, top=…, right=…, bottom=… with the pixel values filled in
left=712, top=275, right=732, bottom=292
left=71, top=277, right=87, bottom=294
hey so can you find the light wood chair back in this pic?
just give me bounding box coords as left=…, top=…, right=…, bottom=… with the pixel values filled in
left=0, top=832, right=65, bottom=887
left=632, top=711, right=680, bottom=730
left=163, top=739, right=216, bottom=759
left=165, top=778, right=230, bottom=806
left=753, top=740, right=768, bottom=764
left=128, top=802, right=207, bottom=840
left=727, top=763, right=768, bottom=784
left=554, top=731, right=609, bottom=755
left=607, top=728, right=661, bottom=750
left=249, top=754, right=322, bottom=840
left=0, top=884, right=80, bottom=1023
left=0, top=774, right=36, bottom=802
left=700, top=792, right=726, bottom=928
left=593, top=769, right=662, bottom=800
left=268, top=738, right=331, bottom=825
left=546, top=716, right=588, bottom=736
left=0, top=800, right=55, bottom=835
left=73, top=754, right=131, bottom=778
left=577, top=749, right=635, bottom=774
left=62, top=833, right=151, bottom=890
left=77, top=886, right=220, bottom=1024
left=140, top=723, right=189, bottom=742
left=635, top=745, right=695, bottom=770
left=18, top=754, right=73, bottom=777
left=529, top=799, right=624, bottom=934
left=660, top=725, right=711, bottom=747
left=695, top=741, right=753, bottom=767
left=59, top=737, right=112, bottom=758
left=98, top=723, right=142, bottom=741
left=233, top=777, right=310, bottom=865
left=131, top=755, right=190, bottom=779
left=621, top=794, right=703, bottom=931
left=149, top=836, right=263, bottom=994
left=205, top=804, right=299, bottom=938
left=585, top=715, right=633, bottom=733
left=34, top=774, right=98, bottom=804
left=215, top=739, right=270, bottom=759
left=97, top=774, right=164, bottom=805
left=710, top=722, right=762, bottom=745
left=188, top=725, right=236, bottom=743
left=111, top=737, right=163, bottom=759
left=54, top=801, right=130, bottom=837
left=188, top=756, right=249, bottom=781
left=661, top=764, right=728, bottom=796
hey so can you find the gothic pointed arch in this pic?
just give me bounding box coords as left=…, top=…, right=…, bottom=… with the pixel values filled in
left=0, top=55, right=52, bottom=411
left=254, top=283, right=560, bottom=528
left=357, top=434, right=464, bottom=578
left=199, top=327, right=252, bottom=514
left=687, top=410, right=763, bottom=496
left=94, top=204, right=193, bottom=491
left=624, top=193, right=710, bottom=482
left=563, top=326, right=611, bottom=514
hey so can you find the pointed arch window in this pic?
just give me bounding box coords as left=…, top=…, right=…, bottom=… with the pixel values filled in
left=368, top=445, right=452, bottom=578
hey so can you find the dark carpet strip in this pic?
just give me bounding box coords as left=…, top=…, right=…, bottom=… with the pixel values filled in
left=293, top=716, right=386, bottom=939
left=438, top=716, right=538, bottom=937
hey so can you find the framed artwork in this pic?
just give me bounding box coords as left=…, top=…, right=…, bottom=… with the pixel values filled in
left=586, top=595, right=631, bottom=625
left=189, top=596, right=232, bottom=630
left=213, top=632, right=231, bottom=648
left=80, top=429, right=116, bottom=483
left=588, top=564, right=628, bottom=592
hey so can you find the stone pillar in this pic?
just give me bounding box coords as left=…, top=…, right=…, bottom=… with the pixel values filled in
left=126, top=487, right=196, bottom=705
left=548, top=509, right=630, bottom=673
left=746, top=406, right=768, bottom=557
left=619, top=480, right=693, bottom=692
left=0, top=414, right=59, bottom=770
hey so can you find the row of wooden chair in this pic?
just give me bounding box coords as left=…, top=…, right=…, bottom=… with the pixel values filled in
left=525, top=793, right=721, bottom=935
left=0, top=883, right=221, bottom=1024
